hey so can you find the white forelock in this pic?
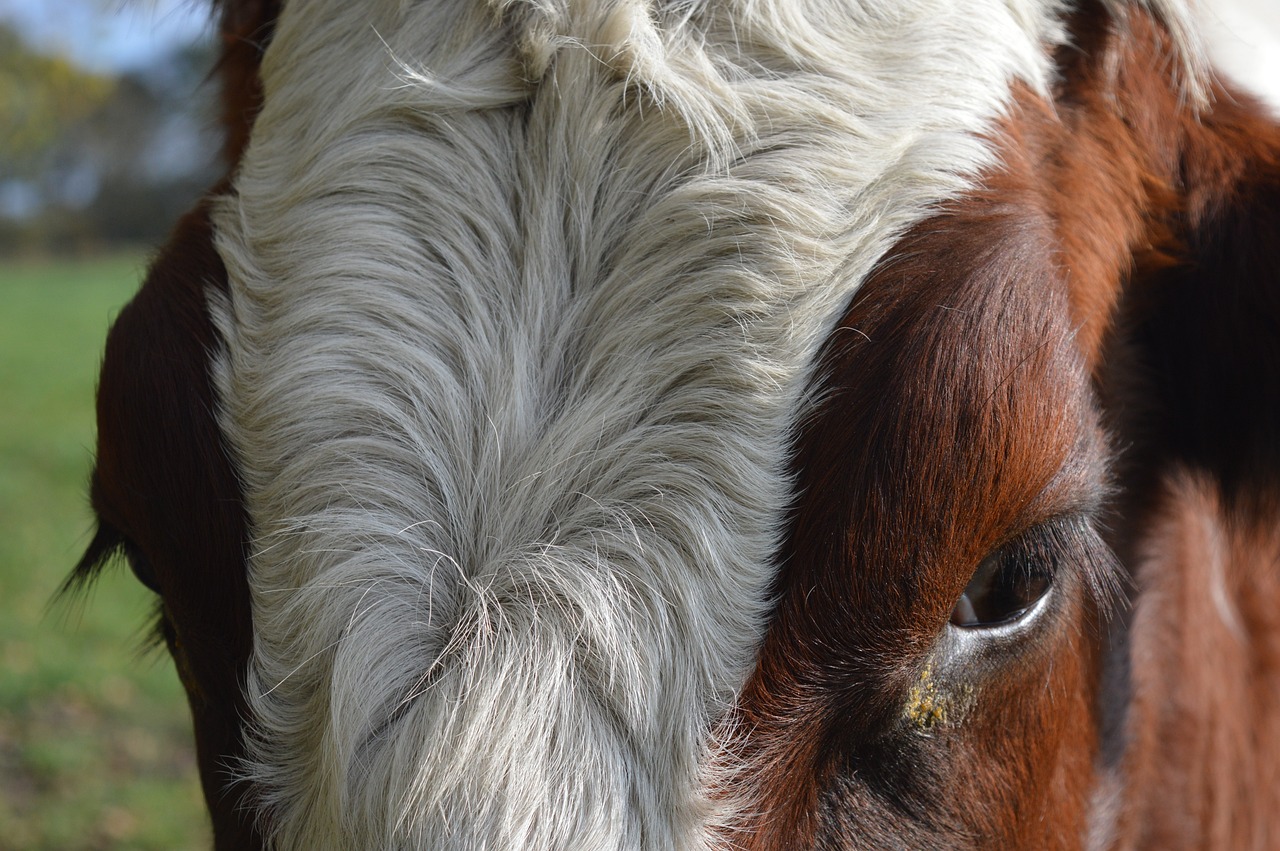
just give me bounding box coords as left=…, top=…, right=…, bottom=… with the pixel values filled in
left=208, top=0, right=1198, bottom=847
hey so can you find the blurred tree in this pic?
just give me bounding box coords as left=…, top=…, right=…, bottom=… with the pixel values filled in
left=0, top=22, right=220, bottom=255
left=0, top=24, right=116, bottom=166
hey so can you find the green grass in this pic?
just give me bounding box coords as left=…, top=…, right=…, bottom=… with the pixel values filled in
left=0, top=253, right=211, bottom=849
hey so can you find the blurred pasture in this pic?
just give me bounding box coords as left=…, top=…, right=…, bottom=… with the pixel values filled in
left=0, top=255, right=211, bottom=848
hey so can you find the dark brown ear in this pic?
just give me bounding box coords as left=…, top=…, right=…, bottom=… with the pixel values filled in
left=1094, top=81, right=1280, bottom=848
left=1105, top=87, right=1280, bottom=517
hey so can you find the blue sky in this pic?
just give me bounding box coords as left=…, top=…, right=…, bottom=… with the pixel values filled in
left=0, top=0, right=211, bottom=73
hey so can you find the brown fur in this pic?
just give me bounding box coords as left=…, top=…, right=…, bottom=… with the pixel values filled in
left=733, top=130, right=1110, bottom=851
left=210, top=0, right=279, bottom=166
left=735, top=4, right=1280, bottom=848
left=1100, top=471, right=1280, bottom=849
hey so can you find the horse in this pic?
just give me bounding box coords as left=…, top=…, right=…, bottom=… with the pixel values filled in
left=69, top=0, right=1280, bottom=847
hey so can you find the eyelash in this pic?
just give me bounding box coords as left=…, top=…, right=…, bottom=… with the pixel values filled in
left=70, top=519, right=160, bottom=593
left=65, top=520, right=170, bottom=650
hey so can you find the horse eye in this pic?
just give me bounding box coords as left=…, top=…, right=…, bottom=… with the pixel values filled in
left=122, top=540, right=162, bottom=595
left=949, top=543, right=1051, bottom=628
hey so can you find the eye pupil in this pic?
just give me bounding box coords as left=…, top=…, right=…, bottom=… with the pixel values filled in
left=950, top=549, right=1051, bottom=628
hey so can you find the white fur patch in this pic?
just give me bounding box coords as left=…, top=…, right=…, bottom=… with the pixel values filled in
left=208, top=0, right=1199, bottom=847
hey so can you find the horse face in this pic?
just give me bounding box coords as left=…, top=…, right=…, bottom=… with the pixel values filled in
left=72, top=1, right=1280, bottom=848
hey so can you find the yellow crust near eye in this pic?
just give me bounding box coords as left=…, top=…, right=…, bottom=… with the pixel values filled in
left=903, top=664, right=975, bottom=731
left=904, top=664, right=948, bottom=730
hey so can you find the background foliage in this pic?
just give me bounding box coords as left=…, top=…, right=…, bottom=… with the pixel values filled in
left=0, top=19, right=221, bottom=256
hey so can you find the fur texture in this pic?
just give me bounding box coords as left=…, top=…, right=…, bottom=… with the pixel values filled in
left=205, top=0, right=1200, bottom=846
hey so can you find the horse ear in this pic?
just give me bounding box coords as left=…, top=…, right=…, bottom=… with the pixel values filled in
left=1107, top=88, right=1280, bottom=516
